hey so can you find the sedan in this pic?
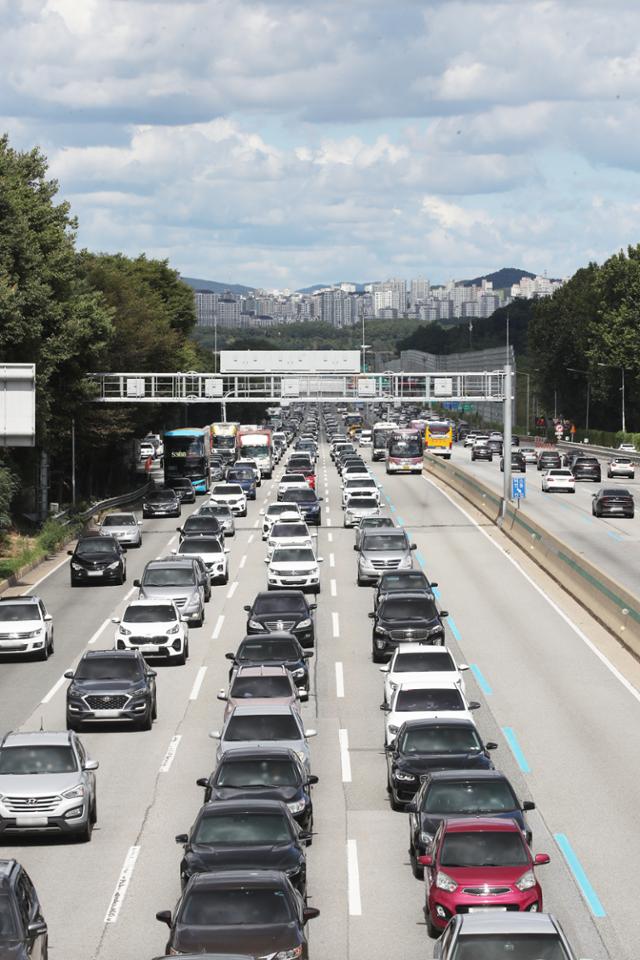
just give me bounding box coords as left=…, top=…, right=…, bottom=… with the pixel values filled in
left=500, top=451, right=526, bottom=473
left=592, top=487, right=634, bottom=518
left=211, top=704, right=317, bottom=772
left=470, top=442, right=492, bottom=462
left=210, top=484, right=247, bottom=517
left=217, top=665, right=300, bottom=721
left=541, top=469, right=575, bottom=493
left=433, top=913, right=580, bottom=960
left=520, top=446, right=538, bottom=464
left=156, top=870, right=319, bottom=958
left=97, top=512, right=142, bottom=547
left=142, top=488, right=181, bottom=518
left=380, top=644, right=469, bottom=705
left=68, top=536, right=126, bottom=587
left=608, top=457, right=635, bottom=479
left=382, top=680, right=480, bottom=745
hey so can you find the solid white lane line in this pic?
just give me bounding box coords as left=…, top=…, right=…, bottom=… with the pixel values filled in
left=339, top=728, right=352, bottom=782
left=226, top=582, right=238, bottom=599
left=88, top=618, right=111, bottom=645
left=335, top=661, right=344, bottom=697
left=41, top=674, right=67, bottom=705
left=212, top=615, right=225, bottom=640
left=328, top=532, right=333, bottom=542
left=239, top=555, right=247, bottom=569
left=123, top=586, right=136, bottom=602
left=24, top=555, right=71, bottom=594
left=253, top=518, right=259, bottom=527
left=326, top=505, right=331, bottom=513
left=347, top=839, right=362, bottom=916
left=159, top=735, right=182, bottom=773
left=189, top=666, right=207, bottom=701
left=104, top=846, right=141, bottom=924
left=329, top=553, right=335, bottom=567
left=330, top=579, right=337, bottom=597
left=166, top=535, right=177, bottom=548
left=248, top=534, right=254, bottom=544
left=332, top=612, right=340, bottom=638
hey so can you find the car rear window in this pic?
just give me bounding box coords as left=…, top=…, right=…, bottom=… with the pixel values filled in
left=393, top=651, right=455, bottom=672
left=231, top=676, right=293, bottom=699
left=239, top=639, right=300, bottom=660
left=424, top=779, right=517, bottom=814
left=394, top=688, right=464, bottom=711
left=225, top=714, right=301, bottom=741
left=181, top=888, right=292, bottom=925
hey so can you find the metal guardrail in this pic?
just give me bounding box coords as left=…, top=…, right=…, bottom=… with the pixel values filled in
left=55, top=480, right=154, bottom=527
left=556, top=439, right=640, bottom=463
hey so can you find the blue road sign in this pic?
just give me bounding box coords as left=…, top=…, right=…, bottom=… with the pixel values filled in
left=512, top=476, right=526, bottom=500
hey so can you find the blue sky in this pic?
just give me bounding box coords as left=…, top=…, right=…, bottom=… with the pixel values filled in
left=2, top=0, right=640, bottom=289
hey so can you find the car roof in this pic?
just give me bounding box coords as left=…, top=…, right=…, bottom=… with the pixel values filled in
left=0, top=596, right=39, bottom=605
left=233, top=665, right=289, bottom=678
left=444, top=816, right=520, bottom=833
left=229, top=703, right=298, bottom=716
left=457, top=912, right=561, bottom=935
left=400, top=717, right=477, bottom=731
left=2, top=729, right=73, bottom=747
left=80, top=649, right=140, bottom=660
left=216, top=746, right=301, bottom=763
left=427, top=769, right=507, bottom=782
left=188, top=869, right=288, bottom=890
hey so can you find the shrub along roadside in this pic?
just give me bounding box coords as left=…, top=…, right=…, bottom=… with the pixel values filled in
left=0, top=517, right=83, bottom=583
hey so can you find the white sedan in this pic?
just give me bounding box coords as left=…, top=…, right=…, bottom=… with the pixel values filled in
left=277, top=474, right=309, bottom=500
left=380, top=644, right=469, bottom=706
left=260, top=502, right=303, bottom=540
left=113, top=598, right=189, bottom=664
left=266, top=546, right=323, bottom=594
left=541, top=469, right=575, bottom=493
left=173, top=535, right=230, bottom=584
left=209, top=483, right=247, bottom=516
left=266, top=520, right=314, bottom=559
left=382, top=680, right=480, bottom=745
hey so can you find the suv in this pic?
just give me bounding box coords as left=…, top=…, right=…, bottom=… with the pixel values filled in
left=134, top=558, right=206, bottom=626
left=68, top=535, right=126, bottom=587
left=433, top=913, right=580, bottom=960
left=177, top=515, right=223, bottom=544
left=370, top=592, right=448, bottom=661
left=282, top=488, right=323, bottom=526
left=571, top=456, right=602, bottom=482
left=226, top=633, right=313, bottom=699
left=537, top=450, right=561, bottom=471
left=0, top=730, right=98, bottom=842
left=500, top=451, right=526, bottom=473
left=65, top=649, right=157, bottom=731
left=0, top=596, right=54, bottom=660
left=244, top=591, right=316, bottom=648
left=142, top=488, right=181, bottom=518
left=355, top=530, right=416, bottom=585
left=374, top=570, right=436, bottom=608
left=170, top=478, right=196, bottom=504
left=0, top=860, right=48, bottom=957
left=113, top=598, right=189, bottom=663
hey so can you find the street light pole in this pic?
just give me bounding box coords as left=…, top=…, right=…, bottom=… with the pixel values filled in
left=621, top=366, right=626, bottom=433
left=502, top=362, right=513, bottom=519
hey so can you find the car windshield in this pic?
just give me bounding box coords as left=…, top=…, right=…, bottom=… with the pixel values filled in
left=0, top=604, right=40, bottom=622
left=346, top=478, right=375, bottom=488
left=394, top=688, right=464, bottom=711
left=184, top=518, right=219, bottom=530
left=231, top=676, right=293, bottom=699
left=147, top=491, right=175, bottom=502
left=272, top=523, right=308, bottom=538
left=281, top=474, right=305, bottom=483
left=381, top=599, right=438, bottom=621
left=272, top=548, right=315, bottom=563
left=122, top=605, right=176, bottom=623
left=180, top=538, right=223, bottom=554
left=362, top=518, right=394, bottom=529
left=393, top=652, right=455, bottom=673
left=450, top=934, right=569, bottom=960
left=400, top=725, right=482, bottom=754
left=75, top=540, right=118, bottom=556
left=194, top=812, right=292, bottom=845
left=0, top=894, right=18, bottom=938
left=181, top=887, right=292, bottom=925
left=424, top=779, right=517, bottom=814
left=0, top=745, right=78, bottom=775
left=143, top=567, right=195, bottom=586
left=287, top=489, right=315, bottom=503
left=239, top=640, right=300, bottom=661
left=74, top=657, right=142, bottom=681
left=229, top=469, right=254, bottom=480
left=440, top=830, right=529, bottom=868
left=102, top=514, right=136, bottom=526
left=224, top=714, right=301, bottom=742
left=381, top=573, right=427, bottom=592
left=209, top=506, right=231, bottom=517
left=347, top=498, right=377, bottom=509
left=363, top=535, right=407, bottom=551
left=216, top=758, right=299, bottom=788
left=602, top=488, right=631, bottom=496
left=389, top=439, right=421, bottom=457
left=267, top=505, right=297, bottom=516
left=214, top=486, right=242, bottom=495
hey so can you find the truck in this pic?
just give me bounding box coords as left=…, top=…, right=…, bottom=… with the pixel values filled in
left=211, top=422, right=239, bottom=466
left=236, top=429, right=273, bottom=479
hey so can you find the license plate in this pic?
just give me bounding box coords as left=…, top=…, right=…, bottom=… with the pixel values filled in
left=16, top=816, right=48, bottom=827
left=87, top=571, right=103, bottom=577
left=93, top=709, right=122, bottom=718
left=140, top=644, right=159, bottom=653
left=468, top=907, right=507, bottom=913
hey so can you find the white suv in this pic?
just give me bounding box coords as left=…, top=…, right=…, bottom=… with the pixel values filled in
left=267, top=546, right=323, bottom=594
left=210, top=483, right=247, bottom=516
left=260, top=502, right=303, bottom=540
left=113, top=599, right=189, bottom=664
left=266, top=520, right=314, bottom=559
left=173, top=536, right=230, bottom=584
left=0, top=596, right=54, bottom=660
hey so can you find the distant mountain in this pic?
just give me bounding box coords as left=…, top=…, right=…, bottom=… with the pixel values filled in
left=181, top=276, right=255, bottom=296
left=296, top=282, right=367, bottom=294
left=462, top=267, right=537, bottom=289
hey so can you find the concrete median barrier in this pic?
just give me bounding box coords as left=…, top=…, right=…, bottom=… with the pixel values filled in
left=423, top=453, right=640, bottom=658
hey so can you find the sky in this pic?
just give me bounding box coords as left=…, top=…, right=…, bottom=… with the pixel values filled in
left=2, top=0, right=640, bottom=289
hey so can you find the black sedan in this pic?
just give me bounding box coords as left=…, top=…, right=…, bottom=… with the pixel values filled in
left=592, top=487, right=634, bottom=518
left=244, top=591, right=316, bottom=648
left=369, top=592, right=448, bottom=663
left=156, top=870, right=319, bottom=957
left=171, top=478, right=197, bottom=503
left=68, top=536, right=126, bottom=587
left=175, top=800, right=311, bottom=894
left=385, top=718, right=497, bottom=810
left=197, top=747, right=317, bottom=833
left=470, top=444, right=492, bottom=462
left=500, top=451, right=526, bottom=473
left=142, top=488, right=181, bottom=518
left=373, top=570, right=437, bottom=609
left=225, top=633, right=313, bottom=699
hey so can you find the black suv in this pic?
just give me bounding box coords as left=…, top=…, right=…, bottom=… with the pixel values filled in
left=385, top=718, right=497, bottom=810
left=0, top=860, right=48, bottom=958
left=537, top=450, right=561, bottom=471
left=500, top=450, right=526, bottom=473
left=177, top=514, right=223, bottom=545
left=142, top=488, right=181, bottom=518
left=571, top=456, right=602, bottom=482
left=244, top=591, right=316, bottom=648
left=68, top=536, right=126, bottom=587
left=170, top=478, right=196, bottom=503
left=226, top=634, right=312, bottom=700
left=373, top=570, right=437, bottom=609
left=369, top=592, right=448, bottom=662
left=65, top=650, right=157, bottom=731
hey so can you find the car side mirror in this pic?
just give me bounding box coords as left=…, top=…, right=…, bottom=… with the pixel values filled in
left=303, top=650, right=314, bottom=658
left=146, top=670, right=157, bottom=678
left=430, top=581, right=438, bottom=587
left=405, top=800, right=417, bottom=813
left=264, top=558, right=269, bottom=563
left=458, top=663, right=469, bottom=671
left=317, top=557, right=324, bottom=563
left=379, top=703, right=390, bottom=712
left=523, top=800, right=536, bottom=811
left=243, top=605, right=251, bottom=612
left=379, top=664, right=389, bottom=672
left=410, top=543, right=417, bottom=550
left=27, top=920, right=47, bottom=937
left=111, top=617, right=121, bottom=624
left=310, top=603, right=317, bottom=610
left=534, top=853, right=550, bottom=865
left=155, top=910, right=172, bottom=927
left=486, top=741, right=498, bottom=751
left=196, top=777, right=209, bottom=788
left=418, top=854, right=433, bottom=867
left=43, top=614, right=53, bottom=622
left=176, top=527, right=183, bottom=532
left=353, top=545, right=358, bottom=551
left=317, top=497, right=323, bottom=501
left=175, top=833, right=188, bottom=845
left=217, top=691, right=228, bottom=701
left=83, top=759, right=99, bottom=771
left=303, top=906, right=320, bottom=922
left=64, top=670, right=74, bottom=680
left=209, top=730, right=221, bottom=740
left=259, top=509, right=264, bottom=515
left=469, top=701, right=481, bottom=710
left=439, top=610, right=449, bottom=618
left=133, top=578, right=141, bottom=587
left=304, top=729, right=317, bottom=738
left=307, top=774, right=319, bottom=785
left=170, top=549, right=177, bottom=555
left=225, top=652, right=235, bottom=660
left=299, top=831, right=313, bottom=844
left=138, top=520, right=143, bottom=525
left=67, top=550, right=73, bottom=556
left=368, top=612, right=375, bottom=619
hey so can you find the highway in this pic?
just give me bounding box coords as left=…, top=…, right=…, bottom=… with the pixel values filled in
left=446, top=443, right=640, bottom=595
left=1, top=432, right=639, bottom=959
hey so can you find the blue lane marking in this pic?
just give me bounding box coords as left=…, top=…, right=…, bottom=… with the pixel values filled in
left=502, top=726, right=531, bottom=773
left=390, top=504, right=396, bottom=513
left=432, top=585, right=441, bottom=599
left=607, top=530, right=624, bottom=542
left=470, top=664, right=493, bottom=696
left=385, top=494, right=391, bottom=503
left=580, top=514, right=594, bottom=525
left=446, top=615, right=462, bottom=642
left=554, top=834, right=606, bottom=918
left=397, top=516, right=404, bottom=525
left=416, top=551, right=426, bottom=568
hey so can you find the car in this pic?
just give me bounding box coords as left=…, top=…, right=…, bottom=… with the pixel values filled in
left=209, top=456, right=226, bottom=482
left=487, top=438, right=503, bottom=456
left=370, top=592, right=449, bottom=661
left=385, top=718, right=497, bottom=809
left=373, top=570, right=437, bottom=608
left=260, top=502, right=303, bottom=540
left=112, top=598, right=189, bottom=663
left=175, top=799, right=311, bottom=893
left=342, top=477, right=380, bottom=507
left=226, top=466, right=257, bottom=500
left=266, top=521, right=314, bottom=559
left=197, top=748, right=318, bottom=832
left=571, top=455, right=601, bottom=482
left=277, top=474, right=309, bottom=499
left=607, top=457, right=635, bottom=479
left=197, top=502, right=236, bottom=536
left=432, top=912, right=580, bottom=960
left=228, top=633, right=313, bottom=698
left=140, top=440, right=156, bottom=460
left=382, top=680, right=480, bottom=745
left=541, top=468, right=575, bottom=493
left=289, top=462, right=316, bottom=490
left=170, top=477, right=197, bottom=503
left=155, top=869, right=319, bottom=958
left=96, top=511, right=142, bottom=547
left=235, top=458, right=262, bottom=485
left=356, top=530, right=416, bottom=586
left=537, top=450, right=562, bottom=471
left=463, top=432, right=479, bottom=447
left=341, top=464, right=371, bottom=483
left=210, top=484, right=247, bottom=517
left=471, top=441, right=492, bottom=462
left=421, top=817, right=549, bottom=938
left=0, top=729, right=98, bottom=841
left=407, top=769, right=536, bottom=877
left=283, top=488, right=323, bottom=526
left=592, top=487, right=635, bottom=518
left=0, top=596, right=54, bottom=660
left=520, top=446, right=538, bottom=464
left=68, top=535, right=126, bottom=587
left=343, top=494, right=380, bottom=528
left=500, top=451, right=526, bottom=472
left=65, top=649, right=157, bottom=731
left=174, top=536, right=230, bottom=585
left=618, top=442, right=636, bottom=452
left=359, top=429, right=372, bottom=446
left=355, top=515, right=396, bottom=548
left=380, top=643, right=469, bottom=705
left=211, top=704, right=317, bottom=773
left=266, top=546, right=323, bottom=594
left=142, top=487, right=181, bottom=518
left=134, top=558, right=206, bottom=626
left=244, top=591, right=316, bottom=649
left=177, top=514, right=224, bottom=545
left=0, top=859, right=48, bottom=958
left=218, top=664, right=300, bottom=720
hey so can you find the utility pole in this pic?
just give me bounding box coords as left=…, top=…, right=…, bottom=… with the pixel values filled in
left=502, top=363, right=512, bottom=519
left=621, top=367, right=626, bottom=434
left=71, top=418, right=76, bottom=506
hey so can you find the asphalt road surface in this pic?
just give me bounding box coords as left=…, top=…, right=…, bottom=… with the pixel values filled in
left=1, top=436, right=638, bottom=959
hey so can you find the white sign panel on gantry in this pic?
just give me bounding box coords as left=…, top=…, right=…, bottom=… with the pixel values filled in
left=220, top=350, right=361, bottom=374
left=0, top=364, right=36, bottom=447
left=433, top=377, right=453, bottom=397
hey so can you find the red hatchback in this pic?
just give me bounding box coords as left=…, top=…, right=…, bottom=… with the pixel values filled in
left=419, top=817, right=550, bottom=938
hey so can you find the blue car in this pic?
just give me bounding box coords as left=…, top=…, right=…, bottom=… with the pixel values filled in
left=226, top=468, right=257, bottom=501
left=286, top=489, right=323, bottom=526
